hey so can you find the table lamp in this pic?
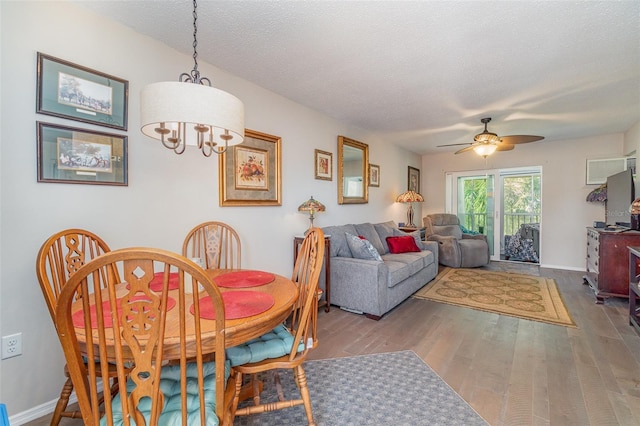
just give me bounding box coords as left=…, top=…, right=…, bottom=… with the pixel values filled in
left=298, top=196, right=326, bottom=230
left=396, top=190, right=424, bottom=228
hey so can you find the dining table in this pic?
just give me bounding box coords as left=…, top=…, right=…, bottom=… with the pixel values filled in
left=70, top=268, right=299, bottom=362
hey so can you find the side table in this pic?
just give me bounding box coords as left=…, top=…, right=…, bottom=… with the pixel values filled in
left=628, top=246, right=640, bottom=335
left=293, top=235, right=331, bottom=312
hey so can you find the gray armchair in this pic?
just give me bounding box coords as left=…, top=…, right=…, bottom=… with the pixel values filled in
left=423, top=213, right=490, bottom=268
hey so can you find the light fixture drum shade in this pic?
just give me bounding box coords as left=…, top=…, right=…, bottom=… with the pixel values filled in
left=140, top=81, right=245, bottom=147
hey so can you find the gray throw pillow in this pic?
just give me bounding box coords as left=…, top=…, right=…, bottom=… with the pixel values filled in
left=345, top=233, right=383, bottom=261
left=393, top=228, right=422, bottom=248
left=374, top=221, right=398, bottom=254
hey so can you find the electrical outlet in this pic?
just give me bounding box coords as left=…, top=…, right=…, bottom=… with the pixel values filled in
left=1, top=333, right=22, bottom=359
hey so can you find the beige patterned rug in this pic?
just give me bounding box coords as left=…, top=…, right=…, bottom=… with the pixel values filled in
left=413, top=268, right=576, bottom=327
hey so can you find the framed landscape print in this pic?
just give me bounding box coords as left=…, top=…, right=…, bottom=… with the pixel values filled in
left=369, top=164, right=380, bottom=187
left=36, top=52, right=128, bottom=130
left=314, top=149, right=332, bottom=180
left=219, top=129, right=282, bottom=206
left=37, top=121, right=128, bottom=186
left=408, top=166, right=420, bottom=193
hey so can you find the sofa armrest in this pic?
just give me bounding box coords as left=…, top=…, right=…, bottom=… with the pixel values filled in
left=427, top=235, right=461, bottom=267
left=462, top=233, right=488, bottom=243
left=418, top=240, right=439, bottom=265
left=329, top=257, right=389, bottom=315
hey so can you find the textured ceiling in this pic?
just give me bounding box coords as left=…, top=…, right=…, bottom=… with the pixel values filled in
left=75, top=0, right=640, bottom=155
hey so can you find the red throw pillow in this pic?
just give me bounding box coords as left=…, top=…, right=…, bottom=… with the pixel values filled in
left=386, top=236, right=421, bottom=253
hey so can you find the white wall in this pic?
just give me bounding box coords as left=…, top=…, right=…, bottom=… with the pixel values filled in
left=421, top=135, right=625, bottom=270
left=624, top=120, right=640, bottom=158
left=0, top=1, right=419, bottom=419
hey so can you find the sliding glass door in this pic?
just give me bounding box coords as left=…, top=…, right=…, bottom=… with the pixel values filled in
left=455, top=173, right=495, bottom=256
left=446, top=167, right=541, bottom=263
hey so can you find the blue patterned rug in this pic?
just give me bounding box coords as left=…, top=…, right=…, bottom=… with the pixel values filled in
left=234, top=350, right=487, bottom=425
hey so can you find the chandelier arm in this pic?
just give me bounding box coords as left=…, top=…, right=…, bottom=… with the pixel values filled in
left=173, top=123, right=187, bottom=155
left=201, top=132, right=214, bottom=157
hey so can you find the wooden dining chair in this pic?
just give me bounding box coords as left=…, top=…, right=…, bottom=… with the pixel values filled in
left=35, top=228, right=120, bottom=426
left=54, top=247, right=235, bottom=425
left=182, top=221, right=242, bottom=270
left=227, top=227, right=325, bottom=426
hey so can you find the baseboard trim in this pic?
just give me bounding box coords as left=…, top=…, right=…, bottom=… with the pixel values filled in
left=9, top=382, right=104, bottom=425
left=539, top=263, right=585, bottom=272
left=9, top=393, right=77, bottom=426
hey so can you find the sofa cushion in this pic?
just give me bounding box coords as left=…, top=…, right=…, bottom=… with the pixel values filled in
left=226, top=324, right=305, bottom=367
left=386, top=236, right=421, bottom=253
left=381, top=259, right=413, bottom=287
left=322, top=224, right=358, bottom=257
left=345, top=233, right=383, bottom=261
left=374, top=221, right=397, bottom=254
left=354, top=223, right=385, bottom=255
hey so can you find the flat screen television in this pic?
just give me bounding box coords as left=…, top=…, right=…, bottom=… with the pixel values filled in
left=605, top=169, right=635, bottom=227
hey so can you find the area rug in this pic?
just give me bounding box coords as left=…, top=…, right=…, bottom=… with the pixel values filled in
left=235, top=350, right=487, bottom=425
left=413, top=268, right=576, bottom=327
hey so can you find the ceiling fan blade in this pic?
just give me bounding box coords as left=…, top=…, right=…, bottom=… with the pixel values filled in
left=454, top=145, right=476, bottom=155
left=496, top=143, right=514, bottom=151
left=437, top=142, right=473, bottom=147
left=500, top=135, right=544, bottom=144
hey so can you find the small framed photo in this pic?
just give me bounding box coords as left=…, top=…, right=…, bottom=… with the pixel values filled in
left=36, top=52, right=128, bottom=130
left=37, top=122, right=128, bottom=186
left=219, top=129, right=282, bottom=206
left=369, top=164, right=380, bottom=187
left=408, top=166, right=420, bottom=193
left=314, top=149, right=333, bottom=181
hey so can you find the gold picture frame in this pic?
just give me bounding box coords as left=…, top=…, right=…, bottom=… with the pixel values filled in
left=369, top=164, right=380, bottom=187
left=219, top=129, right=282, bottom=206
left=314, top=149, right=332, bottom=181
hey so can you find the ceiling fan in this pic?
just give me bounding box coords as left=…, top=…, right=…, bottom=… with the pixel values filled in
left=438, top=117, right=544, bottom=157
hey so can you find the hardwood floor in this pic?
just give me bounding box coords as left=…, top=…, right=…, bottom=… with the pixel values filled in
left=25, top=262, right=640, bottom=425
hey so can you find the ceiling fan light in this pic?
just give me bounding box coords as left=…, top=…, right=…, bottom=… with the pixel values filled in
left=473, top=143, right=498, bottom=157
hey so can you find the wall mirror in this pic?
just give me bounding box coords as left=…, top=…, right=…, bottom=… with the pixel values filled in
left=338, top=135, right=369, bottom=204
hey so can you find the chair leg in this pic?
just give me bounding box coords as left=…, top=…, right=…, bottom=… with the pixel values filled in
left=229, top=371, right=243, bottom=419
left=51, top=377, right=74, bottom=426
left=251, top=374, right=261, bottom=405
left=294, top=366, right=316, bottom=426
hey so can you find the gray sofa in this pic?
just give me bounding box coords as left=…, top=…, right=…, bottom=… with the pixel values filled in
left=321, top=221, right=438, bottom=320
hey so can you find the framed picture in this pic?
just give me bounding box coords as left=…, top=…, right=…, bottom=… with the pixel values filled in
left=36, top=52, right=128, bottom=131
left=314, top=149, right=332, bottom=181
left=37, top=121, right=128, bottom=186
left=408, top=166, right=420, bottom=193
left=219, top=129, right=282, bottom=206
left=369, top=164, right=380, bottom=187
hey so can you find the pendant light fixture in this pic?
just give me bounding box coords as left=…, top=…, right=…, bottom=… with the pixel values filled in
left=140, top=0, right=244, bottom=156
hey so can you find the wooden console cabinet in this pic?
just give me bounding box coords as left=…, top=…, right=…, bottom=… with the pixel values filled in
left=584, top=227, right=640, bottom=303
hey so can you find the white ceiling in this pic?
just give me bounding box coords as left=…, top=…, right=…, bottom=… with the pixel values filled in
left=75, top=0, right=640, bottom=155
